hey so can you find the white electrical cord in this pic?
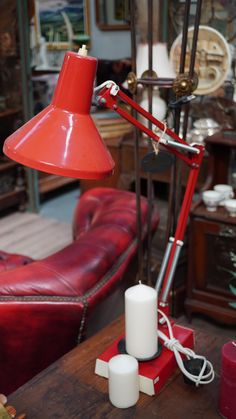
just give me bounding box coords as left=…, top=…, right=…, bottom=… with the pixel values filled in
left=157, top=309, right=215, bottom=386
left=94, top=80, right=118, bottom=93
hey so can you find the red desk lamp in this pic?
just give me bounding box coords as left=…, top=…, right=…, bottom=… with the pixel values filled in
left=3, top=48, right=203, bottom=314
left=3, top=49, right=213, bottom=392
left=4, top=49, right=115, bottom=180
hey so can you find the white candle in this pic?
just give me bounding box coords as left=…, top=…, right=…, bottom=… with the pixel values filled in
left=108, top=354, right=139, bottom=408
left=125, top=283, right=157, bottom=360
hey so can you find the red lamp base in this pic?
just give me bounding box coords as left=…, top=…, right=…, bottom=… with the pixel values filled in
left=95, top=322, right=194, bottom=396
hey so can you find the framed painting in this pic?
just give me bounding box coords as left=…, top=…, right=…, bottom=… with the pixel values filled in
left=95, top=0, right=130, bottom=31
left=34, top=0, right=90, bottom=50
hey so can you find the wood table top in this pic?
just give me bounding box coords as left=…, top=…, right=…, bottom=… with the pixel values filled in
left=8, top=316, right=226, bottom=418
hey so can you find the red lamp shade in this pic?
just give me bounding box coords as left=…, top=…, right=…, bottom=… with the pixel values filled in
left=3, top=52, right=115, bottom=179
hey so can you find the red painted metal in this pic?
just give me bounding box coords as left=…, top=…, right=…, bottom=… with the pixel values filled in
left=99, top=87, right=199, bottom=166
left=159, top=149, right=204, bottom=308
left=3, top=52, right=115, bottom=179
left=98, top=85, right=205, bottom=309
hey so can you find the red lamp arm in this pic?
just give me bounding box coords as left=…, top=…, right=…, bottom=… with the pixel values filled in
left=97, top=84, right=204, bottom=311
left=98, top=85, right=202, bottom=167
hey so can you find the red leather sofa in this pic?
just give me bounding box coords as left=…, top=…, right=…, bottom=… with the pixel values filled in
left=0, top=187, right=159, bottom=394
left=0, top=251, right=32, bottom=272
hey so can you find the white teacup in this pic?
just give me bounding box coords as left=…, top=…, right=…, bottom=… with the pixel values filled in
left=213, top=184, right=234, bottom=204
left=224, top=199, right=236, bottom=217
left=202, top=190, right=222, bottom=212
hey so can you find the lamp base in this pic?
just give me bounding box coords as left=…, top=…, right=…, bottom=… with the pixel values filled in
left=95, top=322, right=194, bottom=396
left=117, top=338, right=163, bottom=361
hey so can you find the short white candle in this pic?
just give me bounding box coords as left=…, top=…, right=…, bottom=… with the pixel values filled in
left=108, top=354, right=139, bottom=408
left=125, top=282, right=157, bottom=360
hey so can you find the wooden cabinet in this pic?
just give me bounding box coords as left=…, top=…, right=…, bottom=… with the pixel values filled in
left=186, top=131, right=236, bottom=324
left=186, top=205, right=236, bottom=324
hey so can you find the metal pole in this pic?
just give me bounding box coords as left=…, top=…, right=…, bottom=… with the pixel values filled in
left=130, top=0, right=143, bottom=282
left=181, top=0, right=203, bottom=143
left=17, top=0, right=39, bottom=213
left=146, top=0, right=154, bottom=285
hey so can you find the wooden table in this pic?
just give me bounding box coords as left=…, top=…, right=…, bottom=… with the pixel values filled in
left=9, top=316, right=225, bottom=418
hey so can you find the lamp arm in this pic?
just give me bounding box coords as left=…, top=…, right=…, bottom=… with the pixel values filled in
left=96, top=82, right=204, bottom=312
left=96, top=83, right=201, bottom=167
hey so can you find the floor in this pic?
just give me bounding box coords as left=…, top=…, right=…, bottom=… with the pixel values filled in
left=0, top=211, right=71, bottom=259
left=40, top=187, right=80, bottom=223
left=0, top=186, right=235, bottom=342
left=0, top=188, right=79, bottom=259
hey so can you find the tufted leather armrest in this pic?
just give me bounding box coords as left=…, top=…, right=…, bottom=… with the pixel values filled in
left=0, top=251, right=33, bottom=273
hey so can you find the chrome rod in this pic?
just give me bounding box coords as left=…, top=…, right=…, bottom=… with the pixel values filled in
left=161, top=241, right=183, bottom=303
left=159, top=138, right=199, bottom=154
left=155, top=238, right=174, bottom=293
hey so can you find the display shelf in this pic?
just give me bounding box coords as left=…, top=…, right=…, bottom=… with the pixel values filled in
left=0, top=0, right=28, bottom=213
left=0, top=155, right=26, bottom=212
left=0, top=187, right=26, bottom=211
left=0, top=108, right=21, bottom=119
left=0, top=159, right=19, bottom=172
left=39, top=174, right=78, bottom=195
left=192, top=204, right=236, bottom=224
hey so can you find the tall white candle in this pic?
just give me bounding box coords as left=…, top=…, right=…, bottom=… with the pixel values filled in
left=108, top=354, right=139, bottom=408
left=125, top=283, right=157, bottom=360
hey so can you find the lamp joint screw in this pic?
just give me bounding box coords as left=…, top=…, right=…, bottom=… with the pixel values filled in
left=100, top=98, right=107, bottom=104
left=113, top=105, right=118, bottom=110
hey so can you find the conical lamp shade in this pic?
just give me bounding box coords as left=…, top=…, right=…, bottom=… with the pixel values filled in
left=3, top=52, right=115, bottom=179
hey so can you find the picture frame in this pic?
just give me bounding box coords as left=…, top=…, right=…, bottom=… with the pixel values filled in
left=34, top=0, right=90, bottom=51
left=95, top=0, right=130, bottom=31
